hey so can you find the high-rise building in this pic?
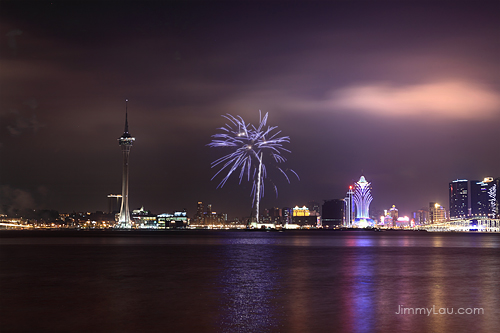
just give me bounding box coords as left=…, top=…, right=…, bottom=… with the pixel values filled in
left=353, top=175, right=374, bottom=227
left=267, top=207, right=282, bottom=225
left=449, top=177, right=498, bottom=219
left=193, top=202, right=205, bottom=225
left=429, top=202, right=446, bottom=224
left=353, top=176, right=373, bottom=219
left=470, top=177, right=497, bottom=218
left=412, top=209, right=428, bottom=225
left=344, top=185, right=354, bottom=226
left=117, top=100, right=135, bottom=228
left=495, top=177, right=500, bottom=218
left=307, top=201, right=320, bottom=215
left=322, top=199, right=344, bottom=228
left=389, top=205, right=399, bottom=221
left=282, top=207, right=292, bottom=225
left=107, top=194, right=122, bottom=214
left=449, top=179, right=469, bottom=219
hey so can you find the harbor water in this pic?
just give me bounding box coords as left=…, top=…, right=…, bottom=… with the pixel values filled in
left=1, top=230, right=499, bottom=332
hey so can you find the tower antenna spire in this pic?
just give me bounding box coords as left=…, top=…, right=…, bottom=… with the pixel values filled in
left=125, top=99, right=129, bottom=134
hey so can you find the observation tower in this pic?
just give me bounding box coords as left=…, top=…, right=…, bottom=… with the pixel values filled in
left=117, top=100, right=135, bottom=228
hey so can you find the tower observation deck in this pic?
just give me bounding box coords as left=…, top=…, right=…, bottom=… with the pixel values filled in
left=117, top=99, right=135, bottom=228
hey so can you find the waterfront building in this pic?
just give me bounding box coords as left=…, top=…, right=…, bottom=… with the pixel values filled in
left=429, top=202, right=446, bottom=224
left=192, top=202, right=205, bottom=225
left=131, top=207, right=157, bottom=229
left=496, top=177, right=500, bottom=218
left=449, top=177, right=498, bottom=219
left=344, top=185, right=354, bottom=226
left=117, top=100, right=135, bottom=228
left=107, top=194, right=122, bottom=214
left=308, top=201, right=321, bottom=215
left=205, top=210, right=227, bottom=226
left=470, top=177, right=497, bottom=218
left=158, top=211, right=189, bottom=229
left=322, top=199, right=344, bottom=228
left=395, top=216, right=411, bottom=228
left=291, top=205, right=320, bottom=227
left=381, top=208, right=394, bottom=228
left=449, top=179, right=469, bottom=219
left=282, top=207, right=292, bottom=225
left=353, top=175, right=375, bottom=227
left=266, top=207, right=282, bottom=225
left=412, top=209, right=428, bottom=225
left=197, top=202, right=204, bottom=216
left=389, top=205, right=399, bottom=222
left=293, top=206, right=310, bottom=217
left=381, top=215, right=393, bottom=228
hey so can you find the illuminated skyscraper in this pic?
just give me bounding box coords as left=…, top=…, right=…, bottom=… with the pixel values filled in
left=389, top=205, right=399, bottom=221
left=352, top=175, right=374, bottom=227
left=449, top=177, right=498, bottom=219
left=429, top=202, right=446, bottom=223
left=495, top=177, right=500, bottom=218
left=353, top=176, right=373, bottom=219
left=282, top=207, right=292, bottom=225
left=470, top=177, right=497, bottom=218
left=344, top=185, right=354, bottom=226
left=449, top=179, right=469, bottom=218
left=117, top=100, right=135, bottom=228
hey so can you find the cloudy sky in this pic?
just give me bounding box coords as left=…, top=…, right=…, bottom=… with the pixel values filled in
left=1, top=1, right=499, bottom=219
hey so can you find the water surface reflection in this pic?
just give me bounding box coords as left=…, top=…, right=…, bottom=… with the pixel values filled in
left=1, top=230, right=499, bottom=332
left=216, top=237, right=284, bottom=332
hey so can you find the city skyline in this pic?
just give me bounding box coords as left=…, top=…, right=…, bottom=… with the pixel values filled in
left=1, top=1, right=499, bottom=219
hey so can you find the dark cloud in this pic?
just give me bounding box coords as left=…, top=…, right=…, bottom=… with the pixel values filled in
left=0, top=1, right=499, bottom=218
left=6, top=28, right=22, bottom=55
left=0, top=185, right=36, bottom=215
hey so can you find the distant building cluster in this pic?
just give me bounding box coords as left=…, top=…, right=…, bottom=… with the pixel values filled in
left=191, top=202, right=228, bottom=227
left=323, top=174, right=499, bottom=230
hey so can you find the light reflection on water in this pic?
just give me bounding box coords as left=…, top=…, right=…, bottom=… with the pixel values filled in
left=1, top=230, right=499, bottom=332
left=217, top=237, right=283, bottom=332
left=2, top=230, right=499, bottom=248
left=341, top=249, right=377, bottom=333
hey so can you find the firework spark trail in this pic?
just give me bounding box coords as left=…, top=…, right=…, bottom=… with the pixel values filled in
left=208, top=111, right=299, bottom=223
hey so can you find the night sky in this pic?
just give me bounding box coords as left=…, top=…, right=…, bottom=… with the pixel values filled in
left=1, top=1, right=499, bottom=219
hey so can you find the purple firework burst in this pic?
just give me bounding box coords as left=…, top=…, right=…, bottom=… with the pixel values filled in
left=208, top=111, right=298, bottom=216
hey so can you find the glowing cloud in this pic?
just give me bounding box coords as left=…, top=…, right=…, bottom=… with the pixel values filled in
left=329, top=80, right=500, bottom=119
